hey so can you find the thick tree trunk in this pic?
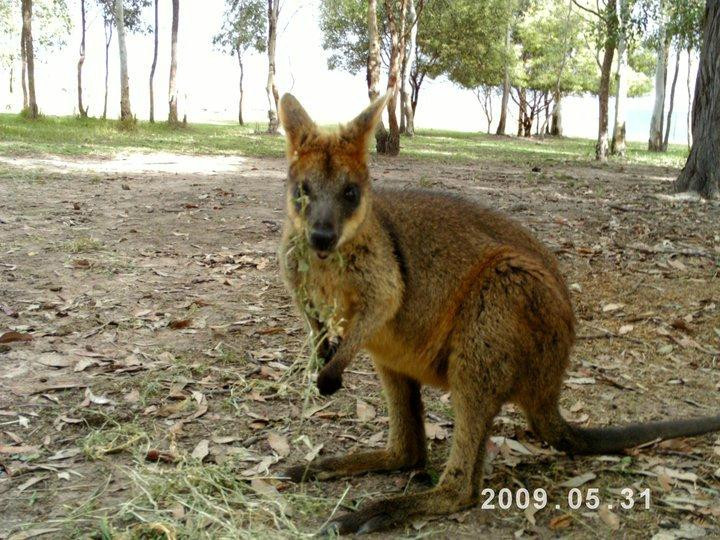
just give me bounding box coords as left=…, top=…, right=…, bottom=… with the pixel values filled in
left=149, top=0, right=158, bottom=123
left=662, top=48, right=680, bottom=151
left=77, top=0, right=88, bottom=117
left=551, top=92, right=562, bottom=136
left=686, top=47, right=692, bottom=149
left=496, top=25, right=511, bottom=136
left=381, top=0, right=409, bottom=156
left=237, top=46, right=244, bottom=125
left=400, top=0, right=417, bottom=136
left=20, top=24, right=28, bottom=110
left=266, top=0, right=280, bottom=134
left=368, top=0, right=388, bottom=152
left=114, top=0, right=132, bottom=121
left=611, top=0, right=628, bottom=156
left=648, top=25, right=669, bottom=151
left=596, top=27, right=615, bottom=160
left=168, top=0, right=179, bottom=124
left=103, top=22, right=112, bottom=120
left=21, top=0, right=38, bottom=118
left=674, top=0, right=720, bottom=199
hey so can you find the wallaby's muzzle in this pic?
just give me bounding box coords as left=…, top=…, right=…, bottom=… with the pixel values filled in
left=309, top=223, right=337, bottom=256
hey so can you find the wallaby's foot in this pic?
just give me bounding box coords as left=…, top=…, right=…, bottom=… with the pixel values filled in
left=323, top=487, right=474, bottom=535
left=284, top=449, right=425, bottom=483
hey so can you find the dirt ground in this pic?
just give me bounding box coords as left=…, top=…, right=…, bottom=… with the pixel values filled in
left=1, top=149, right=719, bottom=539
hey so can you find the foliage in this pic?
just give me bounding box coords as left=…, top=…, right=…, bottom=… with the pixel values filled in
left=96, top=0, right=152, bottom=34
left=213, top=0, right=267, bottom=57
left=0, top=0, right=71, bottom=67
left=666, top=0, right=704, bottom=51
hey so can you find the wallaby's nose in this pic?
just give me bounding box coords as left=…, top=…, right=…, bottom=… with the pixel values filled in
left=309, top=225, right=337, bottom=253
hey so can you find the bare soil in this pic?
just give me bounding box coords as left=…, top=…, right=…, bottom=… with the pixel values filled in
left=1, top=150, right=719, bottom=539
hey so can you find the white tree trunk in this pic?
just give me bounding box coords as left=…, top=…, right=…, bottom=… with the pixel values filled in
left=266, top=0, right=279, bottom=134
left=611, top=0, right=628, bottom=156
left=114, top=0, right=132, bottom=120
left=168, top=0, right=179, bottom=124
left=400, top=0, right=417, bottom=136
left=648, top=25, right=668, bottom=151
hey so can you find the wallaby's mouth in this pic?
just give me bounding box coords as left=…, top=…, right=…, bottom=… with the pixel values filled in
left=315, top=250, right=330, bottom=260
left=309, top=227, right=338, bottom=256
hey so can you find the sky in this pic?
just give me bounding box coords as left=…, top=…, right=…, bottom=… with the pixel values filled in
left=0, top=0, right=698, bottom=144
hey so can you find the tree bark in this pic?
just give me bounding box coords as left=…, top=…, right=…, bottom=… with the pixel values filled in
left=648, top=19, right=669, bottom=151
left=674, top=0, right=720, bottom=199
left=596, top=2, right=616, bottom=162
left=168, top=0, right=179, bottom=124
left=400, top=0, right=417, bottom=136
left=77, top=0, right=88, bottom=117
left=103, top=21, right=112, bottom=120
left=237, top=45, right=244, bottom=125
left=496, top=25, right=511, bottom=136
left=21, top=0, right=38, bottom=118
left=686, top=47, right=692, bottom=149
left=114, top=0, right=132, bottom=121
left=662, top=48, right=680, bottom=151
left=368, top=0, right=388, bottom=152
left=266, top=0, right=280, bottom=134
left=551, top=92, right=562, bottom=136
left=611, top=0, right=628, bottom=156
left=20, top=23, right=28, bottom=110
left=149, top=0, right=159, bottom=123
left=381, top=0, right=409, bottom=156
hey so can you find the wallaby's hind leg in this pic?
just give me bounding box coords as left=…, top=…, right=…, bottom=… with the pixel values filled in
left=286, top=364, right=426, bottom=482
left=326, top=345, right=507, bottom=534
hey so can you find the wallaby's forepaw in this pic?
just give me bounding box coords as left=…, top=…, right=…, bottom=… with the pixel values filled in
left=284, top=463, right=317, bottom=483
left=318, top=338, right=340, bottom=365
left=317, top=369, right=342, bottom=396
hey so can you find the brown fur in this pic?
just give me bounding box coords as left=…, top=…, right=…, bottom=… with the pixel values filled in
left=277, top=94, right=720, bottom=534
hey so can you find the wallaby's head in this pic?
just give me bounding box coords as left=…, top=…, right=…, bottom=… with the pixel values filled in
left=279, top=93, right=387, bottom=258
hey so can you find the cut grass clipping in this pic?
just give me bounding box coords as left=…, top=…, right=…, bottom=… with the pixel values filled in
left=282, top=191, right=345, bottom=410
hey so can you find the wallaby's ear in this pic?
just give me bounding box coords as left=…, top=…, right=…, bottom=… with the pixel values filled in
left=341, top=93, right=389, bottom=156
left=279, top=93, right=316, bottom=157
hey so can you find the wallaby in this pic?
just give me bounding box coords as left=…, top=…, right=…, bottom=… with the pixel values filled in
left=277, top=93, right=720, bottom=534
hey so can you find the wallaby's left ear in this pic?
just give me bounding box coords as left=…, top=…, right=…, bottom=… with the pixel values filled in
left=279, top=93, right=316, bottom=158
left=341, top=93, right=389, bottom=156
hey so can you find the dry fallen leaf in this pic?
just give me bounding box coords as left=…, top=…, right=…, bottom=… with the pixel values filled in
left=559, top=472, right=596, bottom=488
left=356, top=399, right=376, bottom=422
left=0, top=331, right=32, bottom=344
left=425, top=422, right=448, bottom=440
left=267, top=432, right=290, bottom=457
left=602, top=303, right=625, bottom=313
left=191, top=439, right=210, bottom=461
left=549, top=514, right=572, bottom=530
left=168, top=318, right=192, bottom=330
left=598, top=506, right=620, bottom=530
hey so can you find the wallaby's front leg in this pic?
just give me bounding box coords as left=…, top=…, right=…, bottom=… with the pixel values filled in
left=286, top=366, right=426, bottom=482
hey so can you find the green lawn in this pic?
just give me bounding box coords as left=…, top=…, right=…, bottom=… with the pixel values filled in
left=0, top=113, right=689, bottom=169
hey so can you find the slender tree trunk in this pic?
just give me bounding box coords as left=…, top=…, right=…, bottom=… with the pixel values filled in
left=21, top=0, right=38, bottom=118
left=662, top=48, right=680, bottom=151
left=103, top=21, right=112, bottom=120
left=611, top=0, right=628, bottom=156
left=114, top=0, right=132, bottom=121
left=77, top=0, right=88, bottom=117
left=9, top=64, right=13, bottom=94
left=551, top=91, right=563, bottom=136
left=20, top=24, right=28, bottom=110
left=265, top=0, right=280, bottom=134
left=496, top=25, right=511, bottom=135
left=686, top=47, right=692, bottom=149
left=516, top=87, right=524, bottom=136
left=596, top=12, right=616, bottom=161
left=674, top=0, right=719, bottom=198
left=168, top=0, right=179, bottom=124
left=648, top=20, right=669, bottom=151
left=236, top=46, right=244, bottom=125
left=400, top=0, right=417, bottom=136
left=368, top=0, right=388, bottom=151
left=382, top=0, right=409, bottom=156
left=149, top=0, right=159, bottom=123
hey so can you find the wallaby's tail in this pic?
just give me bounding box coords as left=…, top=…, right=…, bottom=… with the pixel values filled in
left=532, top=408, right=720, bottom=455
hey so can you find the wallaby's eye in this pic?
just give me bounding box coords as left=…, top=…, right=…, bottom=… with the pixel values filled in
left=343, top=184, right=360, bottom=206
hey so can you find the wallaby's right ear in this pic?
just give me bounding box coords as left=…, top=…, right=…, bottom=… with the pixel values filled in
left=341, top=93, right=389, bottom=157
left=279, top=94, right=316, bottom=159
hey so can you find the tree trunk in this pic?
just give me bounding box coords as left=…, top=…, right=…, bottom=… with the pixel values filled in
left=149, top=0, right=159, bottom=123
left=381, top=0, right=409, bottom=156
left=496, top=25, right=511, bottom=136
left=648, top=22, right=669, bottom=151
left=662, top=48, right=680, bottom=151
left=686, top=47, right=692, bottom=149
left=114, top=0, right=132, bottom=121
left=596, top=8, right=616, bottom=161
left=103, top=21, right=112, bottom=120
left=21, top=0, right=38, bottom=118
left=368, top=0, right=388, bottom=152
left=674, top=0, right=720, bottom=199
left=551, top=92, right=562, bottom=136
left=611, top=0, right=628, bottom=156
left=20, top=23, right=28, bottom=110
left=9, top=65, right=13, bottom=94
left=168, top=0, right=179, bottom=124
left=400, top=0, right=417, bottom=136
left=516, top=87, right=524, bottom=136
left=237, top=46, right=244, bottom=125
left=266, top=0, right=280, bottom=134
left=77, top=0, right=88, bottom=117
